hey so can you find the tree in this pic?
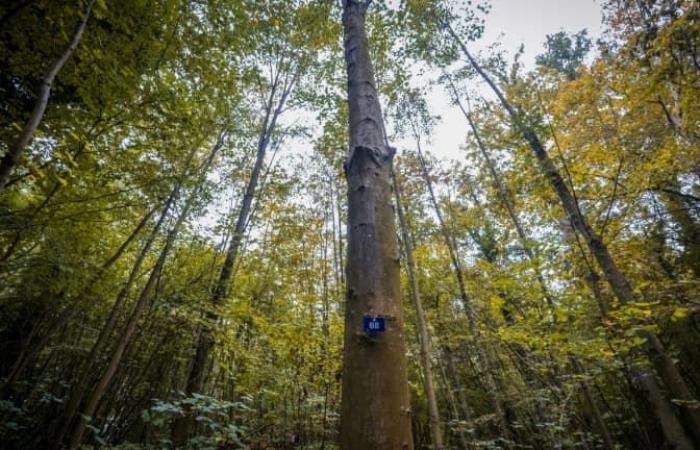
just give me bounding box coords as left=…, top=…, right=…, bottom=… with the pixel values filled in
left=0, top=0, right=95, bottom=192
left=535, top=30, right=592, bottom=80
left=339, top=1, right=413, bottom=448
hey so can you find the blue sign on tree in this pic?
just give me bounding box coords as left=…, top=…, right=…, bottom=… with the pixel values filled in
left=363, top=316, right=385, bottom=333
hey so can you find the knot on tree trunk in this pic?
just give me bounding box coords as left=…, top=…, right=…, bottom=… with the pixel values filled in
left=344, top=145, right=395, bottom=176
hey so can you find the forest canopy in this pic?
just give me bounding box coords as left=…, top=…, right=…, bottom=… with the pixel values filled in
left=1, top=0, right=699, bottom=449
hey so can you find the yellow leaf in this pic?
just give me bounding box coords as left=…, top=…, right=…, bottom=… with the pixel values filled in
left=672, top=307, right=689, bottom=322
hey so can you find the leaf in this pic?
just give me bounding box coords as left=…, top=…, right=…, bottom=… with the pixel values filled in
left=671, top=307, right=689, bottom=322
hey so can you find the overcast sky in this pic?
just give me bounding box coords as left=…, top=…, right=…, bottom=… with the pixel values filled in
left=480, top=0, right=603, bottom=66
left=421, top=0, right=604, bottom=161
left=201, top=1, right=606, bottom=234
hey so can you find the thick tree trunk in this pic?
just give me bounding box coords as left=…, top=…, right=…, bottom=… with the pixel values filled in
left=0, top=0, right=95, bottom=191
left=446, top=23, right=698, bottom=448
left=339, top=2, right=413, bottom=449
left=393, top=170, right=444, bottom=449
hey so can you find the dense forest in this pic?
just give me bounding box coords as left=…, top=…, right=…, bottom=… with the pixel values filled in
left=1, top=0, right=699, bottom=449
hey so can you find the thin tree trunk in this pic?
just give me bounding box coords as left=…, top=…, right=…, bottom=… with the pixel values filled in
left=330, top=173, right=342, bottom=298
left=413, top=139, right=511, bottom=443
left=50, top=179, right=184, bottom=449
left=437, top=358, right=470, bottom=450
left=67, top=135, right=224, bottom=450
left=413, top=143, right=475, bottom=331
left=445, top=22, right=698, bottom=448
left=339, top=2, right=413, bottom=449
left=444, top=77, right=555, bottom=311
left=172, top=73, right=296, bottom=444
left=0, top=0, right=95, bottom=191
left=571, top=357, right=616, bottom=450
left=336, top=179, right=346, bottom=289
left=393, top=169, right=444, bottom=449
left=320, top=201, right=332, bottom=450
left=447, top=82, right=621, bottom=447
left=0, top=205, right=155, bottom=397
left=68, top=221, right=176, bottom=450
left=442, top=345, right=473, bottom=448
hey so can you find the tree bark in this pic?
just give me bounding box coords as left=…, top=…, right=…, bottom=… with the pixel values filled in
left=393, top=170, right=444, bottom=449
left=339, top=2, right=413, bottom=449
left=0, top=0, right=95, bottom=191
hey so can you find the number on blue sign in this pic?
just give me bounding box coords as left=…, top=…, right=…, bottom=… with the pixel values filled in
left=363, top=316, right=386, bottom=333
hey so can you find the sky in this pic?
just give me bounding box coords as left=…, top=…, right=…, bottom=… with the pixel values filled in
left=200, top=0, right=607, bottom=237
left=423, top=0, right=604, bottom=162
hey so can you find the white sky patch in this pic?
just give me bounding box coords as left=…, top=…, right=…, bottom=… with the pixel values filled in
left=199, top=1, right=606, bottom=239
left=421, top=0, right=604, bottom=162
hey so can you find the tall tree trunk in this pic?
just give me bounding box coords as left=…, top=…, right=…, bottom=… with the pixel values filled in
left=445, top=22, right=699, bottom=448
left=393, top=170, right=444, bottom=449
left=413, top=141, right=511, bottom=443
left=336, top=179, right=346, bottom=288
left=172, top=72, right=295, bottom=444
left=447, top=81, right=622, bottom=447
left=339, top=2, right=413, bottom=449
left=0, top=0, right=95, bottom=191
left=67, top=136, right=224, bottom=450
left=50, top=160, right=192, bottom=448
left=414, top=145, right=475, bottom=330
left=444, top=77, right=555, bottom=311
left=330, top=174, right=342, bottom=298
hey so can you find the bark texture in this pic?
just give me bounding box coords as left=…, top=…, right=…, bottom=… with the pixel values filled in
left=0, top=0, right=94, bottom=191
left=339, top=2, right=413, bottom=449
